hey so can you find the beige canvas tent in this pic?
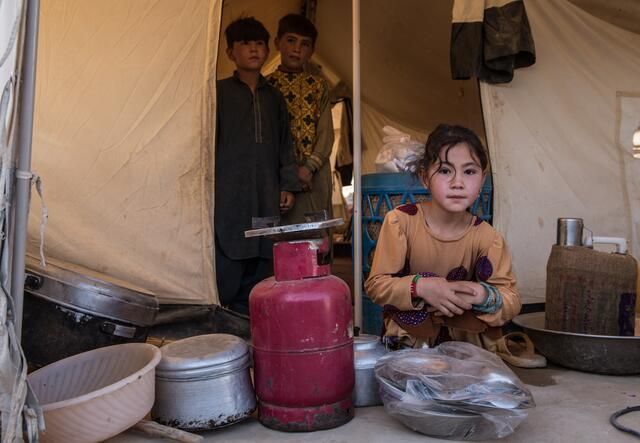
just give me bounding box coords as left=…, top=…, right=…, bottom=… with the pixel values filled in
left=1, top=0, right=640, bottom=437
left=11, top=0, right=640, bottom=308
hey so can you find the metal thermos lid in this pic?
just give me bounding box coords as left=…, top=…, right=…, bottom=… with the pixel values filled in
left=354, top=334, right=388, bottom=369
left=157, top=334, right=250, bottom=380
left=24, top=253, right=158, bottom=326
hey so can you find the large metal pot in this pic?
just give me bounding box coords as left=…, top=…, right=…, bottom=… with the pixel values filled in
left=22, top=254, right=158, bottom=367
left=353, top=333, right=388, bottom=407
left=153, top=334, right=256, bottom=430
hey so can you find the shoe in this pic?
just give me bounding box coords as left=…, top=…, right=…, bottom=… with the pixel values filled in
left=495, top=332, right=547, bottom=368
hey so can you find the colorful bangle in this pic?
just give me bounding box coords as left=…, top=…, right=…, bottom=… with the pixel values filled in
left=410, top=274, right=421, bottom=298
left=473, top=282, right=503, bottom=313
left=410, top=272, right=439, bottom=299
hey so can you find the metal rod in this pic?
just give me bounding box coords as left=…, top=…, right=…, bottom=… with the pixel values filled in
left=352, top=0, right=362, bottom=329
left=11, top=0, right=40, bottom=339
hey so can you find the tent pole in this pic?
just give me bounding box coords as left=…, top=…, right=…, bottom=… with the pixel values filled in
left=352, top=0, right=362, bottom=330
left=11, top=0, right=40, bottom=339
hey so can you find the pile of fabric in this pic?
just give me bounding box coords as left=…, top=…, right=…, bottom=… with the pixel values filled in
left=375, top=341, right=534, bottom=441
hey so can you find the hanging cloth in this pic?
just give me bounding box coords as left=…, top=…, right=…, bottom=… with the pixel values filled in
left=451, top=0, right=535, bottom=83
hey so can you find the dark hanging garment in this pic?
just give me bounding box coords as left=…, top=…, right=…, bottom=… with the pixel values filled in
left=451, top=0, right=536, bottom=84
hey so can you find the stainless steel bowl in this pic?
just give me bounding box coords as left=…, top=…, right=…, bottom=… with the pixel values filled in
left=512, top=312, right=640, bottom=375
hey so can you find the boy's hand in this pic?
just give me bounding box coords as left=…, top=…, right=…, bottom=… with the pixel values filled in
left=279, top=191, right=295, bottom=213
left=298, top=166, right=313, bottom=191
left=415, top=277, right=473, bottom=317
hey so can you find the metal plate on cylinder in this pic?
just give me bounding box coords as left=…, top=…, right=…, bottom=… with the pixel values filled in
left=513, top=312, right=640, bottom=375
left=244, top=218, right=343, bottom=241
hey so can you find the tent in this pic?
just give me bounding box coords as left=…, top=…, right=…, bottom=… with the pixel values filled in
left=8, top=0, right=640, bottom=309
left=2, top=0, right=639, bottom=437
left=22, top=0, right=640, bottom=309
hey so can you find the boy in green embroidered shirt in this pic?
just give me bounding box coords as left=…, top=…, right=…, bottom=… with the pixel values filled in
left=267, top=14, right=334, bottom=225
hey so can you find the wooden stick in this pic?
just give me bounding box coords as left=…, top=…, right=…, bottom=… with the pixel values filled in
left=133, top=420, right=203, bottom=443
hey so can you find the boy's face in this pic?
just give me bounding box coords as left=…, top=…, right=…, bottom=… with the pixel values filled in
left=226, top=40, right=269, bottom=73
left=275, top=32, right=314, bottom=72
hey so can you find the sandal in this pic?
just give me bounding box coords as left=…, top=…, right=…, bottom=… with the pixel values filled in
left=495, top=332, right=547, bottom=368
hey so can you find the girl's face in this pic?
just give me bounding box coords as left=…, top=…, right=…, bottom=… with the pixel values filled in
left=420, top=142, right=485, bottom=215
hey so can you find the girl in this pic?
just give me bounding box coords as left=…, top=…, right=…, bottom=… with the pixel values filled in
left=365, top=124, right=522, bottom=351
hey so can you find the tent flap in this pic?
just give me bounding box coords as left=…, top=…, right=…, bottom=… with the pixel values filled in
left=481, top=0, right=640, bottom=303
left=29, top=0, right=222, bottom=305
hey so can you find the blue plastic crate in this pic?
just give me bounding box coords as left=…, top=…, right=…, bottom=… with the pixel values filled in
left=359, top=172, right=493, bottom=335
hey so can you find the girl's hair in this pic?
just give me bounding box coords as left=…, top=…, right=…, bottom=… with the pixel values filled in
left=410, top=124, right=488, bottom=180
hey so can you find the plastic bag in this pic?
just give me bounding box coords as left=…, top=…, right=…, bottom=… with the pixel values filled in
left=375, top=342, right=535, bottom=440
left=374, top=126, right=423, bottom=173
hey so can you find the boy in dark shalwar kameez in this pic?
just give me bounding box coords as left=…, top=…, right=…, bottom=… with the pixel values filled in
left=215, top=17, right=300, bottom=314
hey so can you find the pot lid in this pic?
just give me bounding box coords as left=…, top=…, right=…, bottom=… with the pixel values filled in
left=24, top=254, right=158, bottom=326
left=354, top=334, right=388, bottom=369
left=157, top=334, right=249, bottom=378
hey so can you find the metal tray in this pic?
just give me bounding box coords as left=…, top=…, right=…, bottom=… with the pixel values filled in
left=244, top=218, right=343, bottom=240
left=512, top=312, right=640, bottom=375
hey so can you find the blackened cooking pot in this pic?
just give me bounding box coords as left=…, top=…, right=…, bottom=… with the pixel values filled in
left=22, top=254, right=159, bottom=367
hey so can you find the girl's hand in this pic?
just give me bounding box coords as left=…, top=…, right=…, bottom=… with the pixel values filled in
left=450, top=281, right=487, bottom=305
left=451, top=281, right=488, bottom=306
left=415, top=277, right=473, bottom=317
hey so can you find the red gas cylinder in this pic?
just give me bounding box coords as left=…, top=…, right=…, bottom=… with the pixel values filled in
left=250, top=235, right=354, bottom=431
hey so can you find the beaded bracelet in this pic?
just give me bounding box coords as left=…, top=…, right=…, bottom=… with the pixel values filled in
left=472, top=282, right=503, bottom=313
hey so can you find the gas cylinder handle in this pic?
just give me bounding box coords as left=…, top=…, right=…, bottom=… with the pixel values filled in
left=584, top=236, right=628, bottom=254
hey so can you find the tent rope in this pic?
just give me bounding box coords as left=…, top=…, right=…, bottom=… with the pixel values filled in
left=16, top=169, right=47, bottom=267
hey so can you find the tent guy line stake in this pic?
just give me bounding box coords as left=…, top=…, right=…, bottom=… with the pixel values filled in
left=352, top=0, right=362, bottom=330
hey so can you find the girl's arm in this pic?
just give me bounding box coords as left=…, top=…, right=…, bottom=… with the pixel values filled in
left=473, top=231, right=522, bottom=326
left=364, top=211, right=422, bottom=311
left=365, top=210, right=474, bottom=315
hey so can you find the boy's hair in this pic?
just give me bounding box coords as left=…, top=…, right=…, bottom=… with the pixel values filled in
left=277, top=14, right=318, bottom=45
left=411, top=124, right=489, bottom=180
left=225, top=17, right=270, bottom=49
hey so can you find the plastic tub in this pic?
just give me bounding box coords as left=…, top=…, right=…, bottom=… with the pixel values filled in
left=28, top=343, right=161, bottom=443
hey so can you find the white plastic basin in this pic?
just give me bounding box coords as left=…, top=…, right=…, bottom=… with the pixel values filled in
left=28, top=343, right=161, bottom=443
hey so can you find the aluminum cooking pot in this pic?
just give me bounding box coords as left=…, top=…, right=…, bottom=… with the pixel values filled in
left=153, top=334, right=256, bottom=430
left=353, top=333, right=388, bottom=407
left=22, top=254, right=158, bottom=367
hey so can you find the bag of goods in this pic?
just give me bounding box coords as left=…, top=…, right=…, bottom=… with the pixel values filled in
left=374, top=126, right=423, bottom=173
left=375, top=341, right=534, bottom=440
